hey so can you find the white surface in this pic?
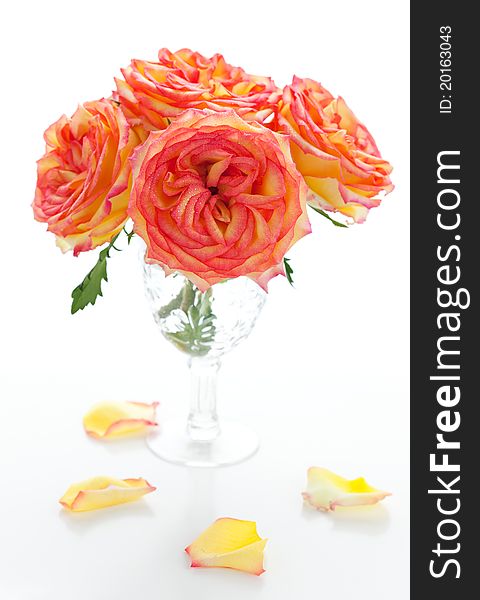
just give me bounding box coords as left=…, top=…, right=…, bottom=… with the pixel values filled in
left=0, top=1, right=409, bottom=599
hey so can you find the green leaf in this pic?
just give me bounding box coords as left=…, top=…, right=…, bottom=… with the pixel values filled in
left=160, top=280, right=217, bottom=356
left=123, top=227, right=135, bottom=245
left=180, top=280, right=196, bottom=312
left=70, top=233, right=120, bottom=314
left=310, top=205, right=348, bottom=228
left=188, top=304, right=200, bottom=324
left=156, top=289, right=184, bottom=319
left=284, top=257, right=294, bottom=286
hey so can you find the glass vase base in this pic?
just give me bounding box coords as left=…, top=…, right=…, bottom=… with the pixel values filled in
left=146, top=418, right=260, bottom=467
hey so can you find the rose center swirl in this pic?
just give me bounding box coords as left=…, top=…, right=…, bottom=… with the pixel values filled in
left=150, top=131, right=283, bottom=249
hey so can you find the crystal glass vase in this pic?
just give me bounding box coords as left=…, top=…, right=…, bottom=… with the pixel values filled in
left=143, top=260, right=266, bottom=467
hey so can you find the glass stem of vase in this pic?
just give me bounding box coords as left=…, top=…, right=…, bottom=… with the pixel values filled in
left=187, top=357, right=221, bottom=442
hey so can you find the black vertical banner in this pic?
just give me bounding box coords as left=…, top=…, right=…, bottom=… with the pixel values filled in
left=411, top=2, right=474, bottom=598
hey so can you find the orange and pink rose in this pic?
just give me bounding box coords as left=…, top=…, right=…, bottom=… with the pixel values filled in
left=115, top=48, right=281, bottom=132
left=128, top=109, right=311, bottom=291
left=277, top=77, right=393, bottom=223
left=33, top=98, right=142, bottom=255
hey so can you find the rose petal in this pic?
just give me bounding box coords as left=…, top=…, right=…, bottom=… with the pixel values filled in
left=59, top=476, right=156, bottom=512
left=83, top=401, right=158, bottom=439
left=186, top=518, right=267, bottom=575
left=276, top=77, right=393, bottom=222
left=129, top=108, right=311, bottom=291
left=33, top=99, right=142, bottom=256
left=302, top=467, right=391, bottom=511
left=115, top=48, right=281, bottom=131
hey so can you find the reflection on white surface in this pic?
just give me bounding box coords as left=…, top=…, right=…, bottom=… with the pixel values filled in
left=59, top=501, right=157, bottom=534
left=0, top=397, right=408, bottom=599
left=301, top=503, right=392, bottom=536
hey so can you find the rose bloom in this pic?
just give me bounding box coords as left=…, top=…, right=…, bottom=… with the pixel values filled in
left=115, top=48, right=281, bottom=132
left=33, top=99, right=142, bottom=255
left=277, top=77, right=393, bottom=223
left=129, top=109, right=311, bottom=291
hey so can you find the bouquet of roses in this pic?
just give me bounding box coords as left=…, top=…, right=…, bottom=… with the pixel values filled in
left=33, top=48, right=393, bottom=313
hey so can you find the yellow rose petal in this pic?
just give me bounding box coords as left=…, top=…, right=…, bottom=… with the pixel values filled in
left=302, top=467, right=391, bottom=511
left=186, top=518, right=267, bottom=575
left=83, top=401, right=158, bottom=439
left=59, top=476, right=156, bottom=512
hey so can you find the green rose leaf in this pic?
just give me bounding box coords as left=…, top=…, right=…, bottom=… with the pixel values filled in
left=310, top=205, right=348, bottom=228
left=284, top=257, right=294, bottom=286
left=70, top=233, right=121, bottom=314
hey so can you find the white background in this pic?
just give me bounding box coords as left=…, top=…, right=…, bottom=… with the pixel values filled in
left=0, top=1, right=409, bottom=599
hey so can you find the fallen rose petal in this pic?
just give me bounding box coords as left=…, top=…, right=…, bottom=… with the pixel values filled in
left=186, top=518, right=267, bottom=575
left=59, top=476, right=156, bottom=512
left=83, top=401, right=158, bottom=439
left=302, top=467, right=391, bottom=511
